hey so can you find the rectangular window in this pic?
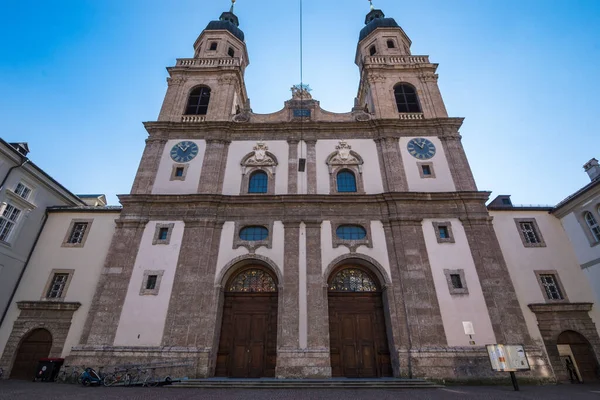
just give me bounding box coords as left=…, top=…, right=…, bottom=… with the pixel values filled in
left=46, top=273, right=69, bottom=299
left=519, top=222, right=541, bottom=244
left=539, top=274, right=564, bottom=300
left=14, top=183, right=32, bottom=200
left=158, top=227, right=169, bottom=241
left=175, top=167, right=184, bottom=177
left=0, top=204, right=22, bottom=242
left=438, top=226, right=449, bottom=239
left=67, top=222, right=88, bottom=244
left=422, top=165, right=432, bottom=176
left=146, top=275, right=158, bottom=290
left=450, top=274, right=463, bottom=289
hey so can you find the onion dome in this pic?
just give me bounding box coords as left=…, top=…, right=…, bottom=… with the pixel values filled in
left=205, top=9, right=245, bottom=42
left=359, top=9, right=399, bottom=42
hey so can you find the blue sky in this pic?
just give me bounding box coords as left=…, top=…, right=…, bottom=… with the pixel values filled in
left=0, top=0, right=599, bottom=205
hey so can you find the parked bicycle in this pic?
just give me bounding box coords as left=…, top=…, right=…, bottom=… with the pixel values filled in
left=102, top=366, right=131, bottom=387
left=55, top=365, right=83, bottom=384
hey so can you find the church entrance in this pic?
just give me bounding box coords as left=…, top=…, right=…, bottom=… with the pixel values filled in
left=328, top=266, right=392, bottom=378
left=10, top=329, right=52, bottom=380
left=558, top=330, right=600, bottom=382
left=215, top=267, right=278, bottom=378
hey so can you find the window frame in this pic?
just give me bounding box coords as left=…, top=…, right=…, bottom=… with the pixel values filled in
left=240, top=167, right=276, bottom=195
left=335, top=169, right=358, bottom=193
left=386, top=39, right=395, bottom=49
left=584, top=211, right=600, bottom=243
left=326, top=141, right=365, bottom=195
left=14, top=182, right=33, bottom=201
left=514, top=218, right=546, bottom=248
left=418, top=162, right=436, bottom=179
left=369, top=45, right=377, bottom=56
left=331, top=221, right=373, bottom=252
left=184, top=86, right=211, bottom=116
left=61, top=219, right=93, bottom=248
left=394, top=83, right=422, bottom=113
left=152, top=223, right=175, bottom=245
left=170, top=163, right=189, bottom=181
left=232, top=221, right=274, bottom=252
left=444, top=269, right=469, bottom=295
left=534, top=270, right=568, bottom=303
left=209, top=42, right=218, bottom=51
left=41, top=269, right=75, bottom=301
left=140, top=270, right=165, bottom=296
left=0, top=203, right=23, bottom=244
left=433, top=221, right=455, bottom=244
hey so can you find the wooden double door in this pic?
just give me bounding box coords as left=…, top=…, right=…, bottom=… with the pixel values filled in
left=328, top=292, right=392, bottom=378
left=10, top=329, right=52, bottom=380
left=216, top=293, right=278, bottom=378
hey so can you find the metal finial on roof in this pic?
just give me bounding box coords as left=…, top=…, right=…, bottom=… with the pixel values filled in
left=369, top=0, right=374, bottom=11
left=230, top=0, right=236, bottom=12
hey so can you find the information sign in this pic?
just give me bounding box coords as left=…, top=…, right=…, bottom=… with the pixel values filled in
left=486, top=344, right=530, bottom=372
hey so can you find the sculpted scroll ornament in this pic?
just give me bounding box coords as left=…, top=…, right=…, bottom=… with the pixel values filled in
left=240, top=141, right=278, bottom=176
left=327, top=141, right=363, bottom=173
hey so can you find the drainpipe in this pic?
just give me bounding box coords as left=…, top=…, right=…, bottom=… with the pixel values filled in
left=0, top=159, right=30, bottom=192
left=0, top=210, right=48, bottom=329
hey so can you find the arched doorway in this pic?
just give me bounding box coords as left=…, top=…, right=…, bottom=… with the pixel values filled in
left=10, top=329, right=52, bottom=380
left=215, top=266, right=278, bottom=378
left=328, top=266, right=392, bottom=378
left=558, top=330, right=599, bottom=382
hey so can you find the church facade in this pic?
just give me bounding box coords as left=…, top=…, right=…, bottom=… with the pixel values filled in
left=2, top=5, right=600, bottom=383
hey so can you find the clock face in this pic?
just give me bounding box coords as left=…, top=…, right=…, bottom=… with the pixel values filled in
left=407, top=138, right=436, bottom=160
left=170, top=141, right=199, bottom=163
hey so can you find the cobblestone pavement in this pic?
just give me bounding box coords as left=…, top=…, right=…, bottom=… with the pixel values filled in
left=2, top=381, right=600, bottom=399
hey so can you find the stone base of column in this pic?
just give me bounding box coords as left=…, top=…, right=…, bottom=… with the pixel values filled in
left=275, top=349, right=332, bottom=378
left=403, top=345, right=554, bottom=383
left=67, top=345, right=212, bottom=378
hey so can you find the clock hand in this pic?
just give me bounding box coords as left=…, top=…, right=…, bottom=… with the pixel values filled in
left=417, top=141, right=425, bottom=149
left=177, top=143, right=186, bottom=151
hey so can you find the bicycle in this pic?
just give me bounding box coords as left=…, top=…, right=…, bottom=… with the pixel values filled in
left=102, top=366, right=131, bottom=387
left=142, top=368, right=160, bottom=387
left=56, top=365, right=82, bottom=384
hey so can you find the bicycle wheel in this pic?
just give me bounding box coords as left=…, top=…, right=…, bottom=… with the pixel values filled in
left=143, top=375, right=159, bottom=387
left=69, top=371, right=80, bottom=384
left=123, top=373, right=132, bottom=387
left=103, top=374, right=117, bottom=387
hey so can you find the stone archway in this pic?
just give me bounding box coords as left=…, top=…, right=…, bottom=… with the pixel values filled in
left=215, top=265, right=279, bottom=378
left=10, top=329, right=52, bottom=380
left=558, top=330, right=600, bottom=382
left=327, top=265, right=393, bottom=378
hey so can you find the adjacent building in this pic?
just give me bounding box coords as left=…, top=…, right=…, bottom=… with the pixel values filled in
left=0, top=139, right=84, bottom=331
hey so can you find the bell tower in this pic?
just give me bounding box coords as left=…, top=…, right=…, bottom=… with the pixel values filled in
left=157, top=1, right=250, bottom=122
left=355, top=4, right=448, bottom=120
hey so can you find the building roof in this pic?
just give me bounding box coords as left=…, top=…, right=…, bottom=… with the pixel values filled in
left=205, top=11, right=244, bottom=42
left=0, top=138, right=85, bottom=206
left=359, top=9, right=400, bottom=42
left=553, top=178, right=600, bottom=213
left=47, top=205, right=122, bottom=213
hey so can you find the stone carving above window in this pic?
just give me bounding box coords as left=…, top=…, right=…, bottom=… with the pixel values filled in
left=241, top=142, right=278, bottom=170
left=327, top=141, right=365, bottom=194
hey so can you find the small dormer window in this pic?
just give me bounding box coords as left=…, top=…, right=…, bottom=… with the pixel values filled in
left=387, top=40, right=395, bottom=49
left=209, top=42, right=218, bottom=51
left=369, top=45, right=377, bottom=56
left=228, top=47, right=235, bottom=57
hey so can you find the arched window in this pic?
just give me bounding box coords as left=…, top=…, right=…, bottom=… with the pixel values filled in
left=585, top=212, right=600, bottom=242
left=185, top=86, right=211, bottom=115
left=336, top=225, right=367, bottom=240
left=394, top=84, right=421, bottom=113
left=239, top=226, right=269, bottom=241
left=248, top=171, right=268, bottom=193
left=336, top=170, right=357, bottom=193
left=387, top=40, right=395, bottom=49
left=329, top=268, right=379, bottom=292
left=369, top=45, right=377, bottom=56
left=227, top=268, right=276, bottom=292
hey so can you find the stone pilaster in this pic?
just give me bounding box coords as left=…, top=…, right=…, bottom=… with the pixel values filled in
left=287, top=140, right=299, bottom=194
left=440, top=134, right=477, bottom=192
left=198, top=140, right=231, bottom=194
left=462, top=217, right=530, bottom=344
left=80, top=219, right=147, bottom=345
left=130, top=138, right=167, bottom=195
left=162, top=220, right=223, bottom=352
left=375, top=137, right=408, bottom=192
left=387, top=218, right=446, bottom=349
left=306, top=141, right=317, bottom=195
left=158, top=75, right=186, bottom=121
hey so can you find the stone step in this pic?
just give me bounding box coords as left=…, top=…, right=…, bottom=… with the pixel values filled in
left=169, top=378, right=443, bottom=389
